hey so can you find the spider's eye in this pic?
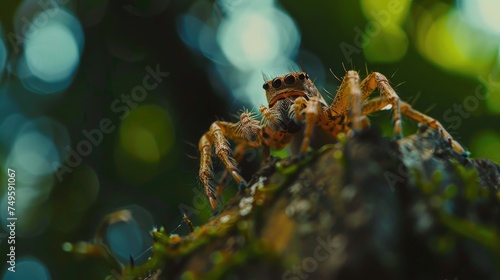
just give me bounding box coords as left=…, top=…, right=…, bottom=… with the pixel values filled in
left=305, top=73, right=309, bottom=79
left=298, top=73, right=305, bottom=80
left=284, top=75, right=295, bottom=84
left=272, top=78, right=282, bottom=88
left=263, top=83, right=269, bottom=90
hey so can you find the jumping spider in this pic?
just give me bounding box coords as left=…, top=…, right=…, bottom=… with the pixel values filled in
left=198, top=70, right=468, bottom=212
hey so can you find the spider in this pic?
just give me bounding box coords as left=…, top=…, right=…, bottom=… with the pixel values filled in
left=198, top=70, right=468, bottom=212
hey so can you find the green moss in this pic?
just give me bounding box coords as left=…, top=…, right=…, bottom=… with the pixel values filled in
left=275, top=161, right=299, bottom=176
left=415, top=169, right=442, bottom=195
left=431, top=234, right=456, bottom=254
left=199, top=241, right=278, bottom=280
left=274, top=143, right=338, bottom=176
left=440, top=213, right=500, bottom=259
left=271, top=148, right=290, bottom=159
left=450, top=159, right=481, bottom=202
left=443, top=184, right=458, bottom=200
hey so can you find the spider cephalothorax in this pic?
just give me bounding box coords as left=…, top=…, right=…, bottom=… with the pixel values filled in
left=198, top=70, right=468, bottom=212
left=260, top=72, right=323, bottom=134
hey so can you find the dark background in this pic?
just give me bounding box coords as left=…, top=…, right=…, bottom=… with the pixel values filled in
left=0, top=0, right=499, bottom=279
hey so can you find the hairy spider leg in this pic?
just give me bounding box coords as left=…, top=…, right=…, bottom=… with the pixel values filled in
left=216, top=143, right=247, bottom=197
left=198, top=117, right=261, bottom=212
left=198, top=134, right=218, bottom=211
left=399, top=101, right=467, bottom=156
left=357, top=73, right=468, bottom=156
left=199, top=122, right=246, bottom=212
left=356, top=72, right=404, bottom=138
left=297, top=96, right=323, bottom=154
left=324, top=71, right=371, bottom=134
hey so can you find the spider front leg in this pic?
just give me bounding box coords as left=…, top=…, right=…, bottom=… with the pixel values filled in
left=198, top=112, right=261, bottom=212
left=328, top=70, right=372, bottom=136
left=215, top=143, right=246, bottom=198
left=359, top=72, right=404, bottom=138
left=338, top=71, right=364, bottom=129
left=292, top=96, right=322, bottom=155
left=198, top=135, right=218, bottom=211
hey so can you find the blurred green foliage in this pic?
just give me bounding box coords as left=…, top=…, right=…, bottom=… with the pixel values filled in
left=0, top=0, right=499, bottom=279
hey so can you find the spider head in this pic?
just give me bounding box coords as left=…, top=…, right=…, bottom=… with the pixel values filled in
left=262, top=72, right=320, bottom=108
left=261, top=72, right=322, bottom=133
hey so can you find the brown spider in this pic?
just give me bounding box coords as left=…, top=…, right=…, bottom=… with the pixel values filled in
left=198, top=70, right=468, bottom=212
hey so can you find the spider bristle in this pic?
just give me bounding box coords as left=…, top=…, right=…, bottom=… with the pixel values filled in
left=167, top=216, right=186, bottom=236
left=237, top=106, right=246, bottom=115
left=424, top=103, right=437, bottom=114
left=231, top=111, right=242, bottom=119
left=186, top=153, right=199, bottom=160
left=394, top=81, right=406, bottom=88
left=390, top=68, right=400, bottom=79
left=298, top=61, right=306, bottom=73
left=349, top=61, right=355, bottom=72
left=184, top=140, right=197, bottom=148
left=262, top=71, right=271, bottom=82
left=293, top=63, right=302, bottom=74
left=208, top=183, right=218, bottom=196
left=238, top=108, right=257, bottom=119
left=409, top=91, right=422, bottom=106
left=323, top=88, right=334, bottom=100
left=329, top=68, right=342, bottom=82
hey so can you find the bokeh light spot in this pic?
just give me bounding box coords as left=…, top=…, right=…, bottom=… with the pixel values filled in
left=106, top=221, right=143, bottom=261
left=15, top=8, right=84, bottom=94
left=416, top=6, right=497, bottom=77
left=361, top=0, right=411, bottom=25
left=486, top=87, right=500, bottom=114
left=218, top=8, right=299, bottom=70
left=0, top=114, right=28, bottom=149
left=25, top=23, right=79, bottom=82
left=104, top=206, right=154, bottom=265
left=470, top=130, right=500, bottom=164
left=363, top=24, right=408, bottom=63
left=459, top=0, right=500, bottom=36
left=176, top=14, right=205, bottom=51
left=119, top=105, right=174, bottom=164
left=8, top=132, right=58, bottom=177
left=1, top=188, right=51, bottom=238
